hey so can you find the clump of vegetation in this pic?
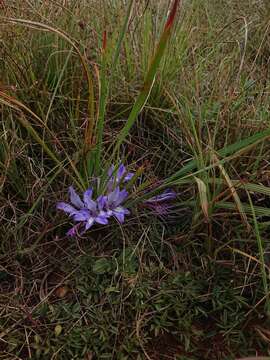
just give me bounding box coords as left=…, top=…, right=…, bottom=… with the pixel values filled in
left=1, top=0, right=270, bottom=359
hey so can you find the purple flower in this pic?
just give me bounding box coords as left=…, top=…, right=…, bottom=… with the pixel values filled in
left=144, top=189, right=177, bottom=219
left=56, top=164, right=133, bottom=236
left=107, top=164, right=134, bottom=191
left=104, top=186, right=130, bottom=223
left=57, top=186, right=109, bottom=235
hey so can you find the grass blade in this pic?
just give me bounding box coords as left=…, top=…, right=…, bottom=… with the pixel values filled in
left=109, top=0, right=181, bottom=159
left=194, top=176, right=209, bottom=221
left=212, top=153, right=251, bottom=232
left=164, top=128, right=270, bottom=184
left=247, top=192, right=270, bottom=315
left=0, top=92, right=85, bottom=189
left=1, top=16, right=95, bottom=161
left=95, top=0, right=135, bottom=174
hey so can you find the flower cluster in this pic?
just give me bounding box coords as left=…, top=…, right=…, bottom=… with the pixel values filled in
left=57, top=164, right=134, bottom=236
left=57, top=163, right=177, bottom=237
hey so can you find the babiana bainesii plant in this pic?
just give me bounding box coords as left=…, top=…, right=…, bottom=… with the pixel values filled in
left=57, top=163, right=177, bottom=235
left=57, top=164, right=133, bottom=235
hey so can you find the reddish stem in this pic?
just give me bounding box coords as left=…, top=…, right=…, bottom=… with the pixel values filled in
left=165, top=0, right=181, bottom=31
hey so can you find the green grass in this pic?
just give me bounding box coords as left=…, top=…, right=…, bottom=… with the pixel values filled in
left=1, top=0, right=270, bottom=359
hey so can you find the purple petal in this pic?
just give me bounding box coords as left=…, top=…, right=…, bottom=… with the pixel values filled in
left=95, top=214, right=109, bottom=225
left=69, top=186, right=84, bottom=209
left=113, top=211, right=124, bottom=223
left=84, top=188, right=93, bottom=199
left=107, top=187, right=129, bottom=207
left=116, top=164, right=125, bottom=180
left=114, top=189, right=128, bottom=207
left=57, top=202, right=77, bottom=216
left=66, top=226, right=77, bottom=237
left=146, top=189, right=177, bottom=203
left=99, top=210, right=109, bottom=218
left=113, top=206, right=129, bottom=223
left=97, top=195, right=106, bottom=211
left=115, top=206, right=130, bottom=215
left=106, top=209, right=113, bottom=217
left=73, top=209, right=90, bottom=222
left=107, top=186, right=120, bottom=204
left=124, top=172, right=134, bottom=182
left=85, top=217, right=95, bottom=230
left=83, top=189, right=97, bottom=212
left=108, top=165, right=114, bottom=178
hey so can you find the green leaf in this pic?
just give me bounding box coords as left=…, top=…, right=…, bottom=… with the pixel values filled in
left=93, top=258, right=112, bottom=274
left=105, top=286, right=120, bottom=294
left=194, top=177, right=209, bottom=220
